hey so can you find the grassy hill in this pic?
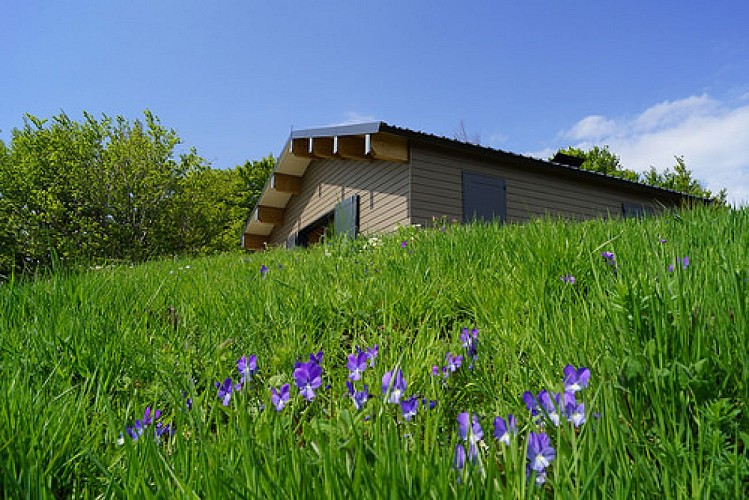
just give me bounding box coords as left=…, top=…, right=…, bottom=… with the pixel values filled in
left=1, top=207, right=747, bottom=497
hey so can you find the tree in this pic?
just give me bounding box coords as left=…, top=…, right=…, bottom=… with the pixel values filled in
left=552, top=146, right=725, bottom=203
left=236, top=154, right=275, bottom=211
left=554, top=146, right=639, bottom=181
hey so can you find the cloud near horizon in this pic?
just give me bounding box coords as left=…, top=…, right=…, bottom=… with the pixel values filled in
left=548, top=94, right=749, bottom=206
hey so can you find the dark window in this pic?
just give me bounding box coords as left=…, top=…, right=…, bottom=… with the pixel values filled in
left=622, top=203, right=654, bottom=218
left=294, top=195, right=360, bottom=248
left=462, top=172, right=506, bottom=223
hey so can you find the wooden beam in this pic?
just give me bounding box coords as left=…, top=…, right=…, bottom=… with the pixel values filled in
left=336, top=135, right=368, bottom=160
left=311, top=137, right=336, bottom=158
left=272, top=173, right=303, bottom=194
left=290, top=137, right=314, bottom=158
left=369, top=133, right=409, bottom=163
left=243, top=234, right=267, bottom=251
left=257, top=205, right=285, bottom=224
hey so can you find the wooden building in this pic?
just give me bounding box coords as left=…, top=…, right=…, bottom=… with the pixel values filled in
left=242, top=122, right=700, bottom=250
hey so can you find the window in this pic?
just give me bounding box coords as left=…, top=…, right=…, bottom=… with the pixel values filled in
left=462, top=172, right=506, bottom=223
left=622, top=203, right=654, bottom=218
left=292, top=195, right=360, bottom=248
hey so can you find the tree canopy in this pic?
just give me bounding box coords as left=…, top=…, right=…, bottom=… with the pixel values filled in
left=553, top=146, right=726, bottom=203
left=0, top=111, right=274, bottom=278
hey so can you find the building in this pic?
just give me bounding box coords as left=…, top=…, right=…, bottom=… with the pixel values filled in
left=242, top=122, right=701, bottom=250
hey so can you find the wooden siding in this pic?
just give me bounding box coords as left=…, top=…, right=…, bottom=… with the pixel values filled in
left=410, top=144, right=677, bottom=225
left=268, top=158, right=410, bottom=245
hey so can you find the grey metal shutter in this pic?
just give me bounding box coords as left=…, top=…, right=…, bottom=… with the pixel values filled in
left=462, top=172, right=506, bottom=223
left=334, top=195, right=360, bottom=238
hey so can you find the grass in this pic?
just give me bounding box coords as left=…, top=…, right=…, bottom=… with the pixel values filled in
left=0, top=206, right=747, bottom=498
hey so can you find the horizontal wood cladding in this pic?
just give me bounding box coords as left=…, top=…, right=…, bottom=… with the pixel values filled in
left=268, top=158, right=409, bottom=245
left=410, top=144, right=674, bottom=225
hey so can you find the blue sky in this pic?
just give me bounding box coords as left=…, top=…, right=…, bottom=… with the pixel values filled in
left=2, top=1, right=749, bottom=204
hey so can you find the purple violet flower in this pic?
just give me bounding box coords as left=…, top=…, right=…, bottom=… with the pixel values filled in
left=445, top=352, right=463, bottom=372
left=560, top=273, right=576, bottom=284
left=215, top=378, right=241, bottom=406
left=601, top=251, right=615, bottom=262
left=563, top=364, right=591, bottom=393
left=493, top=414, right=517, bottom=445
left=271, top=383, right=290, bottom=411
left=431, top=365, right=440, bottom=377
left=294, top=361, right=323, bottom=401
left=457, top=412, right=484, bottom=460
left=365, top=345, right=379, bottom=367
left=346, top=381, right=369, bottom=411
left=347, top=351, right=368, bottom=381
left=401, top=240, right=408, bottom=248
left=126, top=419, right=145, bottom=441
left=538, top=390, right=561, bottom=426
left=238, top=354, right=258, bottom=384
left=668, top=256, right=690, bottom=273
left=453, top=443, right=467, bottom=470
left=382, top=369, right=407, bottom=404
left=523, top=391, right=541, bottom=416
left=565, top=400, right=586, bottom=427
left=527, top=431, right=556, bottom=472
left=400, top=397, right=419, bottom=421
left=421, top=398, right=437, bottom=410
left=460, top=327, right=479, bottom=360
left=260, top=264, right=268, bottom=277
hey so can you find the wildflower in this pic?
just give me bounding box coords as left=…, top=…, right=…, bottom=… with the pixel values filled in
left=260, top=264, right=268, bottom=277
left=668, top=256, right=690, bottom=273
left=142, top=406, right=161, bottom=426
left=527, top=431, right=555, bottom=472
left=382, top=369, right=407, bottom=404
left=401, top=240, right=408, bottom=248
left=294, top=361, right=323, bottom=401
left=126, top=419, right=146, bottom=441
left=523, top=391, right=541, bottom=417
left=216, top=378, right=241, bottom=406
left=560, top=273, right=576, bottom=284
left=270, top=383, right=290, bottom=411
left=563, top=364, right=590, bottom=393
left=493, top=414, right=517, bottom=445
left=365, top=345, right=379, bottom=367
left=457, top=412, right=484, bottom=460
left=421, top=398, right=437, bottom=410
left=238, top=354, right=258, bottom=384
left=401, top=397, right=419, bottom=421
left=538, top=390, right=561, bottom=426
left=659, top=237, right=667, bottom=244
left=565, top=400, right=586, bottom=427
left=527, top=465, right=548, bottom=485
left=460, top=327, right=479, bottom=360
left=347, top=351, right=368, bottom=381
left=431, top=365, right=440, bottom=377
left=453, top=443, right=467, bottom=470
left=346, top=381, right=369, bottom=410
left=601, top=251, right=615, bottom=262
left=153, top=422, right=173, bottom=443
left=445, top=352, right=463, bottom=373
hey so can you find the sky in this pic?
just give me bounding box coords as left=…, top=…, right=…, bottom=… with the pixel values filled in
left=2, top=1, right=749, bottom=205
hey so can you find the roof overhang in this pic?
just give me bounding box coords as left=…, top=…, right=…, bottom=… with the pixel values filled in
left=242, top=122, right=409, bottom=250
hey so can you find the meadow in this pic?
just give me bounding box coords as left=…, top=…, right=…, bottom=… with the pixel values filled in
left=1, top=206, right=747, bottom=498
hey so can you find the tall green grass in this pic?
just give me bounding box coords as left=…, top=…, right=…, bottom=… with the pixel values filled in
left=1, top=206, right=747, bottom=498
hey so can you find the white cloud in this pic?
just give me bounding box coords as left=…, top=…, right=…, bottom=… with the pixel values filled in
left=553, top=95, right=749, bottom=206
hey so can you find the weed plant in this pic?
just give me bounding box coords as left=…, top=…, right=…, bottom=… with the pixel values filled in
left=0, top=206, right=747, bottom=498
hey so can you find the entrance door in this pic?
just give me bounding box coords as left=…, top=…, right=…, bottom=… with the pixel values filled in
left=462, top=172, right=506, bottom=223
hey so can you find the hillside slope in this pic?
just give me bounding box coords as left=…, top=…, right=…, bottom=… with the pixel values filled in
left=1, top=207, right=747, bottom=497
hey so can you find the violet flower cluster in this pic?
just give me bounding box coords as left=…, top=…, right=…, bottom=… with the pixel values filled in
left=344, top=344, right=378, bottom=411
left=119, top=406, right=173, bottom=445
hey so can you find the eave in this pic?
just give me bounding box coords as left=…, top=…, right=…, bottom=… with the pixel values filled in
left=242, top=122, right=409, bottom=250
